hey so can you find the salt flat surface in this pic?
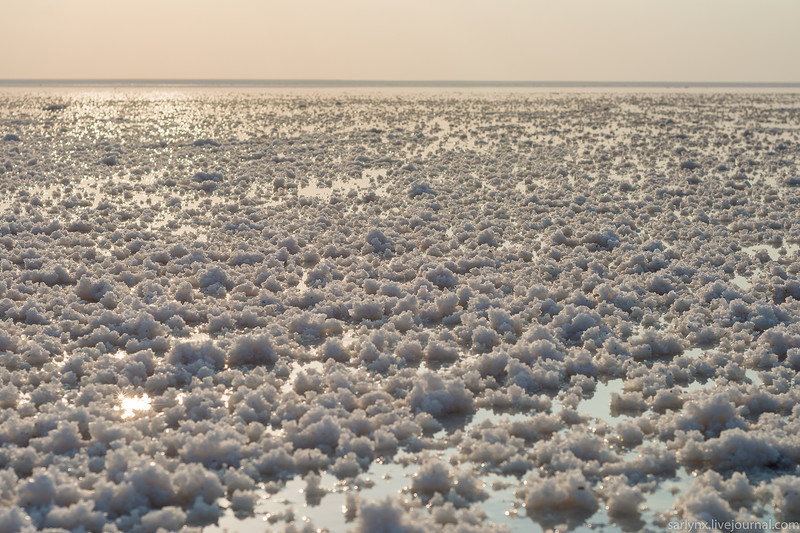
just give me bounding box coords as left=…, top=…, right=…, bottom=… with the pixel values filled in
left=1, top=89, right=799, bottom=532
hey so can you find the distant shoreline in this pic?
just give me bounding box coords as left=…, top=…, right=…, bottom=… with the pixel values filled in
left=1, top=79, right=800, bottom=89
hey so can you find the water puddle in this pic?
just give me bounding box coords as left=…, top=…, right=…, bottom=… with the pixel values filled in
left=205, top=473, right=344, bottom=532
left=732, top=274, right=753, bottom=290
left=744, top=368, right=762, bottom=387
left=478, top=473, right=529, bottom=531
left=280, top=360, right=324, bottom=394
left=205, top=462, right=414, bottom=532
left=579, top=378, right=626, bottom=424
left=202, top=416, right=534, bottom=532
left=741, top=242, right=800, bottom=261
left=296, top=168, right=387, bottom=200
left=682, top=347, right=704, bottom=359
left=641, top=466, right=695, bottom=514
left=464, top=407, right=533, bottom=431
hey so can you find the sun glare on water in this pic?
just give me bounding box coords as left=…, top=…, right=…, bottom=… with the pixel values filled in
left=115, top=394, right=152, bottom=419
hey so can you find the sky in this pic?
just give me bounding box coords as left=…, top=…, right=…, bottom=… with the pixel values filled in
left=1, top=0, right=799, bottom=82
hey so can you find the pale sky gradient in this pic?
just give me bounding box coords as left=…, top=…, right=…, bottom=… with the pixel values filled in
left=2, top=0, right=798, bottom=82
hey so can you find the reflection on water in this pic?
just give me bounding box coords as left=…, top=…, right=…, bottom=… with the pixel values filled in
left=205, top=447, right=533, bottom=533
left=280, top=360, right=324, bottom=394
left=582, top=378, right=625, bottom=423
left=741, top=242, right=800, bottom=262
left=640, top=466, right=695, bottom=514
left=115, top=393, right=152, bottom=419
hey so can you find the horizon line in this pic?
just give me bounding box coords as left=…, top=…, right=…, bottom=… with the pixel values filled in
left=1, top=79, right=800, bottom=89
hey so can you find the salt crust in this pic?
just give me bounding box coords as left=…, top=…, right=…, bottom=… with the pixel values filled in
left=0, top=91, right=799, bottom=531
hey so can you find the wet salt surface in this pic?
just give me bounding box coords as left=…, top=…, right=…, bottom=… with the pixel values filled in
left=1, top=88, right=800, bottom=532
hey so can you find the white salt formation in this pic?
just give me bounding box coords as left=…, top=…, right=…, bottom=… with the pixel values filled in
left=0, top=88, right=799, bottom=532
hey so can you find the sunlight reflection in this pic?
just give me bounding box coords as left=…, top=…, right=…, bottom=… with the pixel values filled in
left=115, top=393, right=152, bottom=419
